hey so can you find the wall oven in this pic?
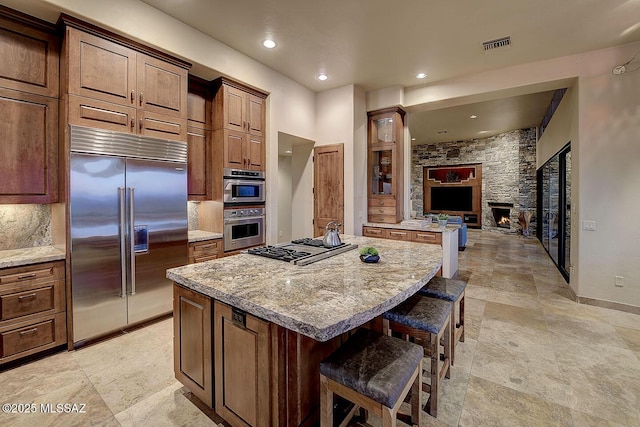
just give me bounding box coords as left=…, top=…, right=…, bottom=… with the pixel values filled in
left=224, top=207, right=265, bottom=252
left=223, top=168, right=265, bottom=204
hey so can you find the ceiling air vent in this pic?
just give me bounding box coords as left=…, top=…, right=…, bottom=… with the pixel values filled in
left=483, top=36, right=511, bottom=52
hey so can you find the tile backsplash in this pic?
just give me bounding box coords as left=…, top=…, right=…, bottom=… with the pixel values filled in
left=0, top=204, right=52, bottom=250
left=188, top=201, right=199, bottom=230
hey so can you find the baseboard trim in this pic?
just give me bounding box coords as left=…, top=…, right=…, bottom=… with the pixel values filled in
left=577, top=296, right=640, bottom=316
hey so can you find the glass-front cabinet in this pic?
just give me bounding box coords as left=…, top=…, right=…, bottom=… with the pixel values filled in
left=367, top=107, right=405, bottom=224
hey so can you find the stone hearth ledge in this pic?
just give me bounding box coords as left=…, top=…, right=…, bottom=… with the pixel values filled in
left=0, top=246, right=66, bottom=269
left=167, top=235, right=442, bottom=342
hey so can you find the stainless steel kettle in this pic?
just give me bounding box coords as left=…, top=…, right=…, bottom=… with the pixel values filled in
left=322, top=221, right=342, bottom=247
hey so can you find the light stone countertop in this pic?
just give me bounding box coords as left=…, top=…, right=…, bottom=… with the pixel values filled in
left=364, top=220, right=460, bottom=233
left=167, top=234, right=442, bottom=342
left=188, top=230, right=223, bottom=243
left=0, top=246, right=66, bottom=269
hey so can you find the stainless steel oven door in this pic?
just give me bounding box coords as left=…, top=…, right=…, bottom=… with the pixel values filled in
left=224, top=209, right=265, bottom=251
left=223, top=179, right=265, bottom=204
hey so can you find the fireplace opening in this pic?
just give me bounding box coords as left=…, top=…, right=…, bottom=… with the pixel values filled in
left=488, top=202, right=513, bottom=229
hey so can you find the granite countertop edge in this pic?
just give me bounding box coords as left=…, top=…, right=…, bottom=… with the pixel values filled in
left=0, top=246, right=66, bottom=269
left=363, top=221, right=459, bottom=233
left=188, top=230, right=224, bottom=243
left=167, top=235, right=443, bottom=342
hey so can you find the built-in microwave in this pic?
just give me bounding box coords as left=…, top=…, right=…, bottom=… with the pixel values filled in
left=223, top=168, right=265, bottom=204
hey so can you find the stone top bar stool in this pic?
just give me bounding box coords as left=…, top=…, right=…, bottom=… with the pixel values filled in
left=418, top=276, right=466, bottom=365
left=383, top=294, right=451, bottom=418
left=319, top=328, right=423, bottom=427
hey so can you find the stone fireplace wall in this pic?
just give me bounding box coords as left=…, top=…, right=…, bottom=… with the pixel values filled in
left=411, top=128, right=537, bottom=233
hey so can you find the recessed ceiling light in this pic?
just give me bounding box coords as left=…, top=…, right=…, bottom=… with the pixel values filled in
left=262, top=39, right=277, bottom=49
left=411, top=137, right=416, bottom=141
left=479, top=130, right=489, bottom=134
left=317, top=73, right=328, bottom=81
left=284, top=150, right=292, bottom=154
left=416, top=72, right=427, bottom=79
left=469, top=115, right=478, bottom=119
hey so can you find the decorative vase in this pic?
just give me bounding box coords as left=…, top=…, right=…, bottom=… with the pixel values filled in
left=438, top=219, right=448, bottom=227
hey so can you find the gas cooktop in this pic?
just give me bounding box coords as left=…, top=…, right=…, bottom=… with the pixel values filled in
left=247, top=238, right=358, bottom=266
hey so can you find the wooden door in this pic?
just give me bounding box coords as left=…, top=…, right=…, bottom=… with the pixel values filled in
left=138, top=110, right=187, bottom=141
left=221, top=129, right=246, bottom=169
left=173, top=285, right=212, bottom=407
left=247, top=93, right=265, bottom=137
left=66, top=27, right=136, bottom=107
left=0, top=15, right=59, bottom=98
left=313, top=144, right=344, bottom=238
left=214, top=301, right=271, bottom=427
left=187, top=126, right=209, bottom=200
left=247, top=135, right=265, bottom=171
left=137, top=53, right=188, bottom=119
left=0, top=88, right=58, bottom=203
left=222, top=84, right=245, bottom=132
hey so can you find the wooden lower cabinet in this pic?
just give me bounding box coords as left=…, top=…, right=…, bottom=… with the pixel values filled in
left=188, top=239, right=222, bottom=263
left=214, top=300, right=274, bottom=427
left=172, top=284, right=347, bottom=426
left=363, top=226, right=442, bottom=245
left=0, top=261, right=66, bottom=365
left=173, top=285, right=213, bottom=407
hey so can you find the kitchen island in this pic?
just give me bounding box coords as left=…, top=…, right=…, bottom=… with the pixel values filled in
left=167, top=235, right=442, bottom=426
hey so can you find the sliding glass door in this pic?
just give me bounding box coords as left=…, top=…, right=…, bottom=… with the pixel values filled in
left=537, top=143, right=571, bottom=281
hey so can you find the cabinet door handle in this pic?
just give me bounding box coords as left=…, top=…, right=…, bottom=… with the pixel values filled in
left=130, top=90, right=135, bottom=103
left=139, top=92, right=144, bottom=106
left=130, top=118, right=135, bottom=130
left=19, top=328, right=38, bottom=336
left=247, top=121, right=250, bottom=131
left=18, top=293, right=37, bottom=301
left=243, top=121, right=246, bottom=131
left=378, top=217, right=384, bottom=221
left=139, top=119, right=143, bottom=131
left=378, top=201, right=384, bottom=205
left=17, top=273, right=37, bottom=280
left=378, top=209, right=384, bottom=213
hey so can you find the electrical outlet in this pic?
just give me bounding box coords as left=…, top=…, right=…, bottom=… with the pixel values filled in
left=614, top=275, right=624, bottom=288
left=583, top=220, right=596, bottom=231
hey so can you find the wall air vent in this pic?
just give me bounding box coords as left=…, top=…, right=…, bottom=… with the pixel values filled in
left=483, top=36, right=511, bottom=52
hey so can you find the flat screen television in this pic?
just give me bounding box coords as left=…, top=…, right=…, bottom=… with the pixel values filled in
left=430, top=186, right=472, bottom=212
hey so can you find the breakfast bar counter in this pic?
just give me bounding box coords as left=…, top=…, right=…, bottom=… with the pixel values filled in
left=167, top=235, right=443, bottom=426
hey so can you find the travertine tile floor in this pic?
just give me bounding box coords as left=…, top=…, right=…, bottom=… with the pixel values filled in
left=1, top=230, right=639, bottom=426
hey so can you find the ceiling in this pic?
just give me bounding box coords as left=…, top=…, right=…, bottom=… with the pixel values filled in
left=136, top=0, right=640, bottom=143
left=6, top=0, right=640, bottom=143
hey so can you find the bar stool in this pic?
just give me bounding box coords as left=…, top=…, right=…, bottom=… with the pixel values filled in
left=418, top=276, right=466, bottom=365
left=383, top=294, right=451, bottom=418
left=319, top=328, right=422, bottom=427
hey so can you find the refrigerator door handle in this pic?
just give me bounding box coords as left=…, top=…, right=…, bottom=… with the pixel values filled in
left=129, top=187, right=136, bottom=295
left=119, top=187, right=127, bottom=298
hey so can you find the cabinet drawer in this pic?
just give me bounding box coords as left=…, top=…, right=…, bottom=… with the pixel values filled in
left=0, top=265, right=58, bottom=285
left=193, top=240, right=221, bottom=253
left=368, top=198, right=396, bottom=207
left=68, top=94, right=136, bottom=134
left=1, top=317, right=55, bottom=358
left=194, top=254, right=220, bottom=263
left=1, top=285, right=55, bottom=321
left=368, top=214, right=398, bottom=224
left=387, top=229, right=411, bottom=241
left=362, top=227, right=387, bottom=238
left=368, top=206, right=396, bottom=216
left=412, top=231, right=442, bottom=244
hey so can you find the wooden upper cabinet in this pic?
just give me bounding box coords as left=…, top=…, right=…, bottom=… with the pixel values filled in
left=0, top=8, right=59, bottom=204
left=0, top=11, right=59, bottom=98
left=0, top=88, right=58, bottom=203
left=65, top=27, right=136, bottom=106
left=62, top=19, right=190, bottom=141
left=212, top=78, right=267, bottom=171
left=137, top=53, right=187, bottom=119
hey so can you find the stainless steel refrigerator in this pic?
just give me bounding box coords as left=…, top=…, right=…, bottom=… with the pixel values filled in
left=69, top=126, right=188, bottom=344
